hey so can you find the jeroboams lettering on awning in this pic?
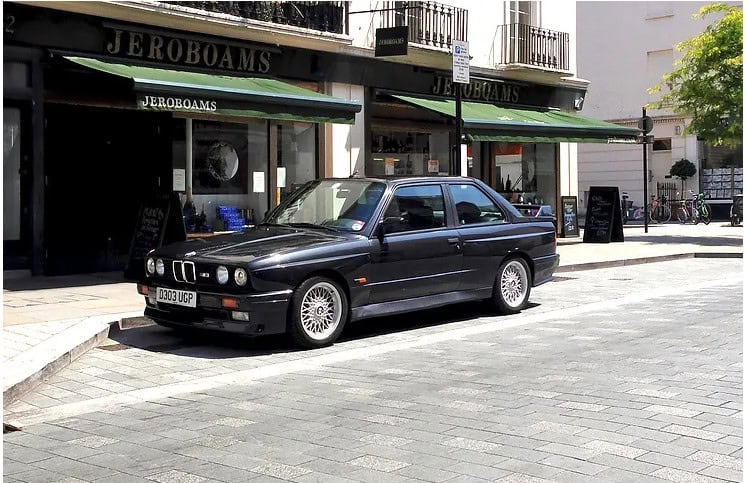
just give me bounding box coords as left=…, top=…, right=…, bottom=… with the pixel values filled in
left=138, top=95, right=217, bottom=112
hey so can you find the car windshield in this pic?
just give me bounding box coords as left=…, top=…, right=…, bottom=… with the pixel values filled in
left=266, top=179, right=386, bottom=232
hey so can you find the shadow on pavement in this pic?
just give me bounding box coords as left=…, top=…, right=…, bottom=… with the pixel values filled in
left=106, top=300, right=527, bottom=359
left=3, top=271, right=128, bottom=291
left=622, top=234, right=743, bottom=247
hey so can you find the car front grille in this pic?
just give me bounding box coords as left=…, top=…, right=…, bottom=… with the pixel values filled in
left=172, top=260, right=196, bottom=284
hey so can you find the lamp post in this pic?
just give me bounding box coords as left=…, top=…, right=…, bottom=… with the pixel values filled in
left=639, top=107, right=653, bottom=233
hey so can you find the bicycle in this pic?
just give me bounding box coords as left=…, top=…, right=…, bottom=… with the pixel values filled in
left=620, top=192, right=644, bottom=225
left=648, top=194, right=672, bottom=224
left=676, top=191, right=711, bottom=225
left=690, top=190, right=712, bottom=225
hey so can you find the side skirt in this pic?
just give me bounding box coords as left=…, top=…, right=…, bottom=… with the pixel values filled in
left=351, top=288, right=494, bottom=322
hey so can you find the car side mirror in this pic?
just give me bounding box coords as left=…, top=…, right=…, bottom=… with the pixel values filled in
left=378, top=216, right=404, bottom=239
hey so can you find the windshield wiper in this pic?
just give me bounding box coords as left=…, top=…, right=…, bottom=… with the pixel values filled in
left=287, top=222, right=340, bottom=233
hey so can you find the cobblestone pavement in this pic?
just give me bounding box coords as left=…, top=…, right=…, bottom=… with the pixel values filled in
left=4, top=258, right=743, bottom=483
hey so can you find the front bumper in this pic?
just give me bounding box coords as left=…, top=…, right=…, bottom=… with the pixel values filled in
left=139, top=284, right=292, bottom=336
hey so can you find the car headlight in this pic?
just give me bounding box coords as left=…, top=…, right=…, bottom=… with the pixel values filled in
left=216, top=265, right=229, bottom=285
left=234, top=268, right=248, bottom=286
left=155, top=259, right=165, bottom=276
left=146, top=258, right=155, bottom=276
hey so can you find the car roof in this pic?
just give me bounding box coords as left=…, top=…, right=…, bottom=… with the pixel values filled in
left=328, top=176, right=478, bottom=187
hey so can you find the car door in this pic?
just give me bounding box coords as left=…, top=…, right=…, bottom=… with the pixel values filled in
left=367, top=184, right=463, bottom=304
left=448, top=183, right=516, bottom=291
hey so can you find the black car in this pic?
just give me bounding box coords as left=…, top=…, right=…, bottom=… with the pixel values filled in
left=138, top=177, right=559, bottom=348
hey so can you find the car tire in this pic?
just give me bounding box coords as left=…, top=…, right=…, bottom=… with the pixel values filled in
left=288, top=276, right=348, bottom=349
left=492, top=257, right=532, bottom=314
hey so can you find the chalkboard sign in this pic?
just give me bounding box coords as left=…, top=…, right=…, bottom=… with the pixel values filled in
left=124, top=193, right=186, bottom=280
left=561, top=196, right=579, bottom=238
left=583, top=186, right=624, bottom=243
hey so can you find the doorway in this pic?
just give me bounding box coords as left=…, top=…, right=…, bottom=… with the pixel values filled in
left=44, top=104, right=171, bottom=275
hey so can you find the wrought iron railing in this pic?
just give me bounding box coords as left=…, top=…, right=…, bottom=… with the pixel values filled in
left=168, top=1, right=348, bottom=35
left=492, top=23, right=569, bottom=71
left=380, top=1, right=468, bottom=50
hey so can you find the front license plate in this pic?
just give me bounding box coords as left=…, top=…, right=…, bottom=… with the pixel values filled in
left=156, top=287, right=197, bottom=308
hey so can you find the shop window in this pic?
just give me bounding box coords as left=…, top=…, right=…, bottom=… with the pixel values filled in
left=277, top=122, right=317, bottom=204
left=369, top=130, right=450, bottom=177
left=652, top=138, right=672, bottom=151
left=493, top=142, right=557, bottom=214
left=448, top=184, right=506, bottom=225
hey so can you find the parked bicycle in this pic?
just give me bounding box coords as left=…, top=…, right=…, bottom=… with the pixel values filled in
left=621, top=191, right=644, bottom=225
left=676, top=190, right=711, bottom=225
left=648, top=194, right=672, bottom=223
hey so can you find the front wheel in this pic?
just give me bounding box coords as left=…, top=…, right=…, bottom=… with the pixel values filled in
left=660, top=204, right=672, bottom=223
left=288, top=276, right=348, bottom=349
left=701, top=205, right=712, bottom=225
left=492, top=258, right=532, bottom=314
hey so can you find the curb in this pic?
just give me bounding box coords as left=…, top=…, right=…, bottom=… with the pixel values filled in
left=3, top=311, right=142, bottom=409
left=556, top=252, right=743, bottom=273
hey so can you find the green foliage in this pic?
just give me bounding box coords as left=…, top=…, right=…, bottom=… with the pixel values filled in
left=670, top=158, right=697, bottom=180
left=648, top=3, right=742, bottom=147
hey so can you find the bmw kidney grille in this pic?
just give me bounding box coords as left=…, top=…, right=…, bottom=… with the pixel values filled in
left=172, top=260, right=196, bottom=283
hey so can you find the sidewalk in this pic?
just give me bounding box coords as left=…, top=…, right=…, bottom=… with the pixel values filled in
left=2, top=222, right=743, bottom=408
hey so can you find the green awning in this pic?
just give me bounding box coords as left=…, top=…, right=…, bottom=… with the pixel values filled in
left=64, top=56, right=362, bottom=124
left=391, top=94, right=641, bottom=143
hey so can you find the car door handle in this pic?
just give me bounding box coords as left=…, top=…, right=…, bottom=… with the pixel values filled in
left=447, top=238, right=460, bottom=244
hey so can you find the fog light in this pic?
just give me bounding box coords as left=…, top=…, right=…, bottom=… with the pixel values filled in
left=231, top=311, right=250, bottom=321
left=222, top=297, right=239, bottom=309
left=137, top=284, right=149, bottom=296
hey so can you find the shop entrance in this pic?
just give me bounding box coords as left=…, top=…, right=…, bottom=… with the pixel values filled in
left=44, top=104, right=171, bottom=275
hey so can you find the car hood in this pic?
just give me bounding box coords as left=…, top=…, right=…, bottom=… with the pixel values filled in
left=154, top=225, right=352, bottom=263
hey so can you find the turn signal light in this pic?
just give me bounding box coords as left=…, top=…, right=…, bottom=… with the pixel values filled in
left=222, top=297, right=240, bottom=309
left=137, top=284, right=149, bottom=296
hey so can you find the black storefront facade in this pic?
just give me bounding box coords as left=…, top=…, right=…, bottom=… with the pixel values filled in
left=4, top=3, right=637, bottom=276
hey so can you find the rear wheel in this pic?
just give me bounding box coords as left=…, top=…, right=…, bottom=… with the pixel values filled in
left=288, top=276, right=348, bottom=349
left=492, top=258, right=532, bottom=314
left=660, top=204, right=672, bottom=223
left=677, top=207, right=688, bottom=224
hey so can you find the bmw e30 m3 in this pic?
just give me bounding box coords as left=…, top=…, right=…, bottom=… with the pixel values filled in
left=138, top=177, right=559, bottom=348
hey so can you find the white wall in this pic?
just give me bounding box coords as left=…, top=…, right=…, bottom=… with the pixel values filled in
left=575, top=1, right=734, bottom=209
left=330, top=83, right=366, bottom=178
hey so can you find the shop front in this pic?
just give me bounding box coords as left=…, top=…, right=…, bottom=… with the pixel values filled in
left=3, top=3, right=361, bottom=275
left=364, top=75, right=640, bottom=226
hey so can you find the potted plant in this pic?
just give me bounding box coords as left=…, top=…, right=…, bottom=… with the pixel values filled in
left=670, top=158, right=697, bottom=196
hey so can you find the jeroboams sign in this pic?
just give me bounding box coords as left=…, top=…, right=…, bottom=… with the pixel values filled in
left=139, top=95, right=217, bottom=112
left=432, top=75, right=521, bottom=104
left=106, top=28, right=272, bottom=74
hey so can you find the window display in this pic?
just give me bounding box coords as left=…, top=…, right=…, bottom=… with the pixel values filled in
left=493, top=143, right=557, bottom=215
left=369, top=130, right=450, bottom=176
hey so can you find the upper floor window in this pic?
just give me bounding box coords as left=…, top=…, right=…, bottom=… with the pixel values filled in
left=653, top=138, right=672, bottom=151
left=509, top=1, right=538, bottom=25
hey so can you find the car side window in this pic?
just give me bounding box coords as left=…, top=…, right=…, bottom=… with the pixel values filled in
left=449, top=184, right=507, bottom=225
left=381, top=185, right=447, bottom=234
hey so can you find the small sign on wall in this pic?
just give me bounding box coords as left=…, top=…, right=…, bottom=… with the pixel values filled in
left=385, top=157, right=395, bottom=176
left=253, top=171, right=265, bottom=193
left=428, top=159, right=439, bottom=174
left=277, top=167, right=287, bottom=188
left=172, top=169, right=186, bottom=192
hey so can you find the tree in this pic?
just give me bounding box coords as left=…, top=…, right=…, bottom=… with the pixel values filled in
left=649, top=3, right=742, bottom=147
left=670, top=158, right=697, bottom=194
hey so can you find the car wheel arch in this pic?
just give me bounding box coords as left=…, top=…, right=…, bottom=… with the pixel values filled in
left=502, top=251, right=535, bottom=283
left=292, top=269, right=351, bottom=311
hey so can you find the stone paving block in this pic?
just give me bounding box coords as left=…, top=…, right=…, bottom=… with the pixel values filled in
left=348, top=454, right=410, bottom=472
left=29, top=455, right=120, bottom=480
left=651, top=467, right=725, bottom=483
left=582, top=440, right=647, bottom=459
left=697, top=464, right=743, bottom=482
left=535, top=442, right=599, bottom=461
left=592, top=467, right=673, bottom=483
left=493, top=458, right=564, bottom=480
left=538, top=455, right=607, bottom=476
left=145, top=469, right=206, bottom=483
left=661, top=424, right=725, bottom=441
left=394, top=463, right=459, bottom=482
left=671, top=436, right=742, bottom=455
left=636, top=452, right=710, bottom=473
left=587, top=451, right=662, bottom=474
left=346, top=467, right=411, bottom=483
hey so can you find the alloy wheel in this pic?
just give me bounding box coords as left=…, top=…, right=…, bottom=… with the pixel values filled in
left=500, top=260, right=529, bottom=309
left=299, top=281, right=343, bottom=341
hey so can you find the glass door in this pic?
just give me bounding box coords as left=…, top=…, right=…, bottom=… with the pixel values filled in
left=3, top=102, right=31, bottom=270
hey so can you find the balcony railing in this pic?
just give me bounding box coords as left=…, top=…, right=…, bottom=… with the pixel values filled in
left=380, top=1, right=468, bottom=50
left=492, top=23, right=569, bottom=71
left=169, top=2, right=348, bottom=35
